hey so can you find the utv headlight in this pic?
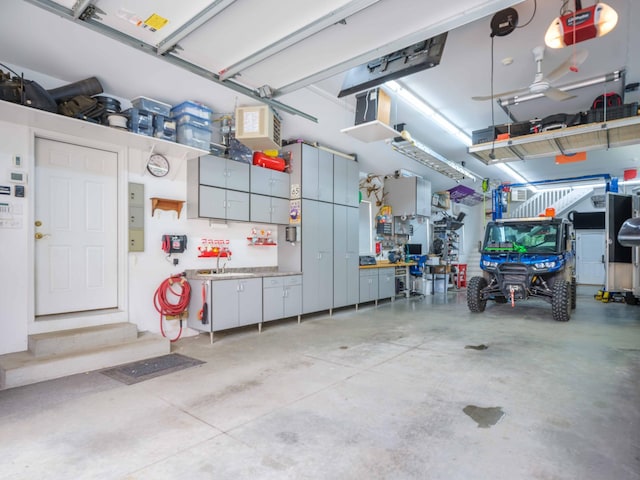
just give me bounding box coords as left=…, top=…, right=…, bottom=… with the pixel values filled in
left=482, top=260, right=498, bottom=268
left=534, top=261, right=557, bottom=269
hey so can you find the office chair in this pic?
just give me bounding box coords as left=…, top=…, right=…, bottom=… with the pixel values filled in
left=409, top=255, right=427, bottom=297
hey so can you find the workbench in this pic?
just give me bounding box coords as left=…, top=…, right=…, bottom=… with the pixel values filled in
left=359, top=260, right=416, bottom=299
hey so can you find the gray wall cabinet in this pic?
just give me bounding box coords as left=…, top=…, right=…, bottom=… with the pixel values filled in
left=383, top=176, right=431, bottom=218
left=285, top=143, right=333, bottom=202
left=250, top=194, right=290, bottom=225
left=250, top=165, right=290, bottom=198
left=333, top=156, right=359, bottom=207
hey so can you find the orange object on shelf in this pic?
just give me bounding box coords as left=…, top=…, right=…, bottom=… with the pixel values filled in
left=252, top=151, right=286, bottom=171
left=545, top=207, right=556, bottom=217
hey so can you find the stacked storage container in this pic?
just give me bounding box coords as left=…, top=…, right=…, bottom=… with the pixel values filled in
left=171, top=101, right=213, bottom=150
left=131, top=96, right=176, bottom=141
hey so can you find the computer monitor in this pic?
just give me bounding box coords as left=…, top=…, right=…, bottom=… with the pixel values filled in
left=407, top=243, right=422, bottom=255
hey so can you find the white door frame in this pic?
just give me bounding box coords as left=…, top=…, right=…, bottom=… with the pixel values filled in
left=27, top=128, right=129, bottom=335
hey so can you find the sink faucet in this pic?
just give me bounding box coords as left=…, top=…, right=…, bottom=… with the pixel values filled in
left=216, top=248, right=231, bottom=273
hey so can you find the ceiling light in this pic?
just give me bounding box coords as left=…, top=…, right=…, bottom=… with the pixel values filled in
left=388, top=130, right=481, bottom=182
left=495, top=163, right=539, bottom=192
left=544, top=2, right=618, bottom=49
left=385, top=80, right=472, bottom=147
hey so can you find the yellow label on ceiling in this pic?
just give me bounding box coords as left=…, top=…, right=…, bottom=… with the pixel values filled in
left=144, top=14, right=169, bottom=31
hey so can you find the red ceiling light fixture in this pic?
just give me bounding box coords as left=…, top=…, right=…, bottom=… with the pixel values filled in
left=545, top=1, right=618, bottom=49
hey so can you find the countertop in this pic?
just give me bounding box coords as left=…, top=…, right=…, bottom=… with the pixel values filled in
left=185, top=268, right=302, bottom=281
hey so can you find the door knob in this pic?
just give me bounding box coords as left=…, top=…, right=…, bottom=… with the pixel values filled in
left=35, top=232, right=50, bottom=240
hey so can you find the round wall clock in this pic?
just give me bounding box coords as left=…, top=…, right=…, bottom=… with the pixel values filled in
left=147, top=153, right=170, bottom=177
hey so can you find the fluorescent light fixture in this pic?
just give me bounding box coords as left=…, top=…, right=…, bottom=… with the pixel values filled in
left=388, top=130, right=481, bottom=182
left=495, top=163, right=539, bottom=192
left=545, top=2, right=618, bottom=49
left=385, top=80, right=472, bottom=147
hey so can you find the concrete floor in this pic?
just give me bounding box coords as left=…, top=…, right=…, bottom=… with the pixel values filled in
left=0, top=288, right=639, bottom=480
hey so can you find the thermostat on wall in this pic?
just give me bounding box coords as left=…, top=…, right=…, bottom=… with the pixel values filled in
left=9, top=171, right=27, bottom=183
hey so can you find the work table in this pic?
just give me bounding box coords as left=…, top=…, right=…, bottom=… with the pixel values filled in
left=359, top=260, right=416, bottom=269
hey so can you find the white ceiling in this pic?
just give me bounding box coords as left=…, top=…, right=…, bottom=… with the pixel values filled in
left=1, top=0, right=639, bottom=197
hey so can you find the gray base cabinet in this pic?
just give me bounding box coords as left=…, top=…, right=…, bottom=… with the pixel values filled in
left=378, top=267, right=396, bottom=300
left=359, top=269, right=379, bottom=303
left=212, top=277, right=262, bottom=328
left=187, top=278, right=262, bottom=333
left=263, top=275, right=302, bottom=322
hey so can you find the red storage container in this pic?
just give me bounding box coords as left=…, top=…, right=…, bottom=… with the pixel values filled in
left=252, top=151, right=285, bottom=171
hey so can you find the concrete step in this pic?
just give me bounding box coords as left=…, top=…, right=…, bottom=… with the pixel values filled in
left=28, top=322, right=138, bottom=358
left=0, top=331, right=170, bottom=390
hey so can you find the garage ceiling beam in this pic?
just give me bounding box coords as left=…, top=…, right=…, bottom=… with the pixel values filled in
left=156, top=0, right=237, bottom=56
left=23, top=0, right=318, bottom=122
left=218, top=0, right=382, bottom=81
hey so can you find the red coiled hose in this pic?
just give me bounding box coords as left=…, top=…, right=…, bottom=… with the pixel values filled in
left=153, top=275, right=191, bottom=342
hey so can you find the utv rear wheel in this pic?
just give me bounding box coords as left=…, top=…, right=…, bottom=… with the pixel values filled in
left=467, top=276, right=488, bottom=313
left=571, top=277, right=577, bottom=309
left=552, top=279, right=571, bottom=322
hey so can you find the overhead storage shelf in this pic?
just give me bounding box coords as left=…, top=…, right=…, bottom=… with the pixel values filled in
left=0, top=100, right=208, bottom=160
left=468, top=116, right=640, bottom=165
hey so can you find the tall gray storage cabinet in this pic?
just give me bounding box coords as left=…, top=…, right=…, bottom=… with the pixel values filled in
left=283, top=142, right=359, bottom=315
left=333, top=204, right=359, bottom=308
left=301, top=199, right=333, bottom=314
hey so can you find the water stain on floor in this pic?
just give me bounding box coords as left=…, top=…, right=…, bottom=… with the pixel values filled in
left=465, top=344, right=489, bottom=350
left=463, top=405, right=505, bottom=428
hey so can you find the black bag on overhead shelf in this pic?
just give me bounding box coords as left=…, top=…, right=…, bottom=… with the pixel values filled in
left=58, top=95, right=105, bottom=121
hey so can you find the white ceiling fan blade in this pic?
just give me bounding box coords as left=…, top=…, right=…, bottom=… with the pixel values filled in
left=544, top=87, right=576, bottom=102
left=546, top=50, right=589, bottom=83
left=472, top=87, right=530, bottom=101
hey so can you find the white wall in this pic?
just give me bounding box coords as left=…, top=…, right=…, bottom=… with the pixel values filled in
left=0, top=122, right=31, bottom=353
left=125, top=149, right=277, bottom=339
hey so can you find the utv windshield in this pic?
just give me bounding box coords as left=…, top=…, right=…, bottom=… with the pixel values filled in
left=483, top=222, right=560, bottom=254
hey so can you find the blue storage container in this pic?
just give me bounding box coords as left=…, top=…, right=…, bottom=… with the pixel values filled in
left=124, top=108, right=153, bottom=136
left=173, top=113, right=211, bottom=130
left=153, top=115, right=177, bottom=142
left=171, top=100, right=213, bottom=121
left=177, top=122, right=211, bottom=150
left=131, top=96, right=172, bottom=117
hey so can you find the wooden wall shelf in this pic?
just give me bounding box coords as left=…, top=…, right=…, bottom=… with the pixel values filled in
left=150, top=197, right=185, bottom=218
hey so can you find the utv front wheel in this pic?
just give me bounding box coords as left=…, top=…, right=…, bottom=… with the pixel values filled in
left=467, top=276, right=488, bottom=313
left=552, top=279, right=571, bottom=322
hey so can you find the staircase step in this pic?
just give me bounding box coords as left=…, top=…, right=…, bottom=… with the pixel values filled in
left=28, top=322, right=138, bottom=357
left=0, top=332, right=170, bottom=390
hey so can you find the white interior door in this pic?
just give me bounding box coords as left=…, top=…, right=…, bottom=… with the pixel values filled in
left=576, top=231, right=606, bottom=286
left=35, top=138, right=118, bottom=316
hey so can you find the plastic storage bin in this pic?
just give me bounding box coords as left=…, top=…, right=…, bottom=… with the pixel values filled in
left=177, top=122, right=211, bottom=150
left=173, top=113, right=211, bottom=130
left=124, top=108, right=153, bottom=136
left=153, top=115, right=177, bottom=142
left=171, top=101, right=213, bottom=121
left=131, top=96, right=171, bottom=117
